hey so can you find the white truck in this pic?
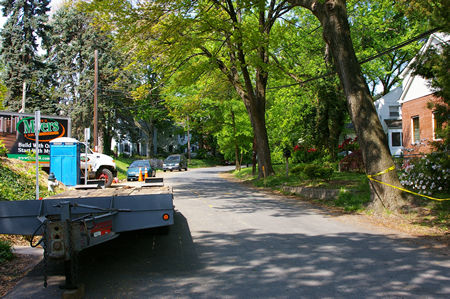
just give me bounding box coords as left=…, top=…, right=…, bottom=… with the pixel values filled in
left=79, top=142, right=117, bottom=188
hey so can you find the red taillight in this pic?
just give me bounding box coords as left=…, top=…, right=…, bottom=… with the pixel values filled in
left=162, top=214, right=170, bottom=221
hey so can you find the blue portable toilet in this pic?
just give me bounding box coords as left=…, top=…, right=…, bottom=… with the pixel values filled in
left=50, top=137, right=80, bottom=186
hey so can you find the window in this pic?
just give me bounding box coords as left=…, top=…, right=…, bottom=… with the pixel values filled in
left=412, top=116, right=420, bottom=144
left=389, top=105, right=400, bottom=118
left=391, top=132, right=402, bottom=147
left=433, top=111, right=443, bottom=140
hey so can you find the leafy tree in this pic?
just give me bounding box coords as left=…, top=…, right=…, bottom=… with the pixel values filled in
left=216, top=99, right=253, bottom=170
left=313, top=78, right=347, bottom=159
left=398, top=0, right=449, bottom=32
left=0, top=0, right=56, bottom=113
left=288, top=0, right=409, bottom=212
left=349, top=0, right=428, bottom=96
left=85, top=0, right=307, bottom=178
left=266, top=85, right=316, bottom=163
left=129, top=65, right=171, bottom=157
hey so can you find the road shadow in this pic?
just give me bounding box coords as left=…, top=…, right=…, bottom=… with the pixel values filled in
left=3, top=211, right=198, bottom=299
left=79, top=229, right=449, bottom=298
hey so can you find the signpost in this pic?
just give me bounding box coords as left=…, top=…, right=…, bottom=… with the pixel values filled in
left=35, top=110, right=41, bottom=200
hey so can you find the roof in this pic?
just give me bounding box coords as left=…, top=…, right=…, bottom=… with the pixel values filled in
left=399, top=32, right=449, bottom=104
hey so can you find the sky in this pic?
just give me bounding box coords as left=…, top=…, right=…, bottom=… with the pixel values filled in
left=0, top=0, right=65, bottom=29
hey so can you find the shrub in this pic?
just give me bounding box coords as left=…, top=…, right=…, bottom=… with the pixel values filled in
left=303, top=164, right=334, bottom=180
left=399, top=152, right=449, bottom=196
left=0, top=239, right=14, bottom=264
left=290, top=164, right=305, bottom=175
left=0, top=140, right=7, bottom=156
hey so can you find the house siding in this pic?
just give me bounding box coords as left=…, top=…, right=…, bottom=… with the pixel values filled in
left=401, top=94, right=444, bottom=154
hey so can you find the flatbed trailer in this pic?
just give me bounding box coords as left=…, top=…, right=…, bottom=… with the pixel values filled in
left=0, top=183, right=174, bottom=289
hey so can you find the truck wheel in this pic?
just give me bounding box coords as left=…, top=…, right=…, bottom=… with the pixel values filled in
left=98, top=168, right=113, bottom=188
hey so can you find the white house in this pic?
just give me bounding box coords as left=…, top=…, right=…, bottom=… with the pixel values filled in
left=374, top=86, right=403, bottom=156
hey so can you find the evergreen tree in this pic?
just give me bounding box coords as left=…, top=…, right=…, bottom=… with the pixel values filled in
left=0, top=0, right=53, bottom=113
left=48, top=5, right=129, bottom=150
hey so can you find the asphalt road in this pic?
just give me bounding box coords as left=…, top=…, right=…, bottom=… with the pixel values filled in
left=5, top=166, right=450, bottom=298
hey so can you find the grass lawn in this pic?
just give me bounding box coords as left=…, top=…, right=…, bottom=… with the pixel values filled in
left=233, top=163, right=449, bottom=231
left=234, top=164, right=370, bottom=212
left=114, top=156, right=136, bottom=180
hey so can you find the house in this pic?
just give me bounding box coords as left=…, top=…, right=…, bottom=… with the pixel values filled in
left=398, top=33, right=449, bottom=155
left=374, top=87, right=403, bottom=156
left=112, top=123, right=197, bottom=157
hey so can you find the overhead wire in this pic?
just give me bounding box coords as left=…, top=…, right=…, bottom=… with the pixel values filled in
left=267, top=27, right=442, bottom=91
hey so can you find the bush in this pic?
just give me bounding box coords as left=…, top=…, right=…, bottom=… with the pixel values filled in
left=399, top=152, right=449, bottom=196
left=0, top=140, right=7, bottom=156
left=0, top=239, right=14, bottom=264
left=290, top=164, right=305, bottom=175
left=303, top=164, right=334, bottom=180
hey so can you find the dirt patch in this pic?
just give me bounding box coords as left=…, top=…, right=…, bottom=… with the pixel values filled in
left=0, top=235, right=42, bottom=296
left=0, top=254, right=41, bottom=297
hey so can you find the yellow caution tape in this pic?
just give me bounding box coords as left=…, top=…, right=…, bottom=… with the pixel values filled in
left=367, top=165, right=450, bottom=201
left=367, top=165, right=396, bottom=178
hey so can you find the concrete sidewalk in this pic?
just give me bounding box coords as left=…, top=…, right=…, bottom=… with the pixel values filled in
left=12, top=245, right=44, bottom=257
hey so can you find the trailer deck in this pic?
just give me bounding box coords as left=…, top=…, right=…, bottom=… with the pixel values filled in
left=0, top=184, right=174, bottom=236
left=0, top=183, right=174, bottom=289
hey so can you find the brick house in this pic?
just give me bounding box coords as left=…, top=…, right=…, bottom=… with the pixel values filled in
left=399, top=33, right=448, bottom=155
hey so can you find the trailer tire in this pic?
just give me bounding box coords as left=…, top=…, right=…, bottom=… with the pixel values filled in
left=98, top=168, right=113, bottom=188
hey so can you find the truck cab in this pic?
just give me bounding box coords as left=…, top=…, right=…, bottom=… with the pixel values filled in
left=79, top=142, right=117, bottom=187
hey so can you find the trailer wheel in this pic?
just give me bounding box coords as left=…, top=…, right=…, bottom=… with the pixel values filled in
left=98, top=168, right=113, bottom=188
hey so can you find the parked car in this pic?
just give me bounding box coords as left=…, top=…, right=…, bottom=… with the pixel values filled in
left=163, top=154, right=188, bottom=172
left=127, top=160, right=156, bottom=181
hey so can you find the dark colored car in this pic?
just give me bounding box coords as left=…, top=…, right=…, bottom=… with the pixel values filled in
left=163, top=154, right=188, bottom=172
left=127, top=160, right=156, bottom=181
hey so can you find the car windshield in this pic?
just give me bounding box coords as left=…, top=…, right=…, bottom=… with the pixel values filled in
left=130, top=161, right=149, bottom=168
left=165, top=156, right=180, bottom=162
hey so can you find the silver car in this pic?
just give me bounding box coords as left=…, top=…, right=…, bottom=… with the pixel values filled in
left=163, top=154, right=188, bottom=171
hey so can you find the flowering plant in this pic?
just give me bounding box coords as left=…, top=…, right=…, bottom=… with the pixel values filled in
left=399, top=153, right=449, bottom=196
left=293, top=145, right=319, bottom=163
left=338, top=137, right=359, bottom=152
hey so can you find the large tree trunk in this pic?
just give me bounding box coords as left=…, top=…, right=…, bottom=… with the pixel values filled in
left=290, top=0, right=408, bottom=212
left=241, top=93, right=274, bottom=178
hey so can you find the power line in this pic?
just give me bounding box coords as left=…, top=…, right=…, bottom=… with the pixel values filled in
left=267, top=27, right=441, bottom=91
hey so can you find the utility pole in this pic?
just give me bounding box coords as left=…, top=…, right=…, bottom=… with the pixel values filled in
left=93, top=50, right=98, bottom=152
left=19, top=82, right=26, bottom=113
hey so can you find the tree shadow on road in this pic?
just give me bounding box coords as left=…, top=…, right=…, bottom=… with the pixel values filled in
left=76, top=215, right=449, bottom=298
